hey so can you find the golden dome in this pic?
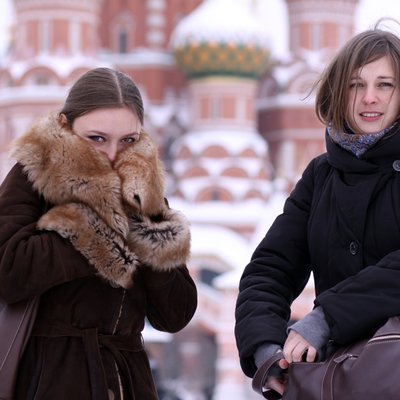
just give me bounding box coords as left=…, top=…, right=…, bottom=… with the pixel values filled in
left=171, top=0, right=270, bottom=79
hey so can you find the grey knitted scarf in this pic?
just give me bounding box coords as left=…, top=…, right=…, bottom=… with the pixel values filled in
left=327, top=122, right=397, bottom=158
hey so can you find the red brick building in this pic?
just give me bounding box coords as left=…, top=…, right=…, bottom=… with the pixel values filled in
left=0, top=1, right=359, bottom=398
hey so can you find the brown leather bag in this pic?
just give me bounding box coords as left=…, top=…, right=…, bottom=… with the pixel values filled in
left=0, top=297, right=39, bottom=400
left=252, top=316, right=400, bottom=400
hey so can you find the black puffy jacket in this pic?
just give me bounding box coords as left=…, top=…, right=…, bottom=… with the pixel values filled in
left=235, top=123, right=400, bottom=377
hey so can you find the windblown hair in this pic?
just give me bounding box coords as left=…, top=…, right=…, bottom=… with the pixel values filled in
left=315, top=20, right=400, bottom=133
left=60, top=67, right=144, bottom=127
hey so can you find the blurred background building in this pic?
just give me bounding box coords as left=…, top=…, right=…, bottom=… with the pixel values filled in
left=0, top=0, right=378, bottom=398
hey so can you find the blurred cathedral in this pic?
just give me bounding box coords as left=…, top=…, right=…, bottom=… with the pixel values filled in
left=0, top=0, right=360, bottom=398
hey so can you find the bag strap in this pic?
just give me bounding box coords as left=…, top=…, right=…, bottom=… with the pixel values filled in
left=252, top=352, right=284, bottom=399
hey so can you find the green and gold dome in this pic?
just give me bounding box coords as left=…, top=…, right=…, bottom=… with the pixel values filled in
left=171, top=0, right=271, bottom=79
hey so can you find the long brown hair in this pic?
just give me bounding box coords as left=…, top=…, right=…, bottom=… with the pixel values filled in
left=315, top=24, right=400, bottom=132
left=60, top=67, right=144, bottom=128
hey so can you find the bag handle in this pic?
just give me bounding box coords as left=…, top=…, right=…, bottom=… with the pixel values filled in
left=252, top=352, right=284, bottom=399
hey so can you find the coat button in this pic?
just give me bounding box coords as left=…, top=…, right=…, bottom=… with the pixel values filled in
left=393, top=160, right=400, bottom=171
left=349, top=241, right=359, bottom=255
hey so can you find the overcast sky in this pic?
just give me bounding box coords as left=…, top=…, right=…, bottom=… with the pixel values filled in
left=1, top=0, right=400, bottom=57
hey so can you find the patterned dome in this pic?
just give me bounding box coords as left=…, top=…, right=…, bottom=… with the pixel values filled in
left=171, top=0, right=270, bottom=79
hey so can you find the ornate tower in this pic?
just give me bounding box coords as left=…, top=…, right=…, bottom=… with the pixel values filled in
left=98, top=0, right=179, bottom=103
left=12, top=0, right=101, bottom=61
left=287, top=0, right=358, bottom=57
left=258, top=0, right=360, bottom=186
left=171, top=0, right=272, bottom=236
left=0, top=0, right=102, bottom=178
left=170, top=1, right=273, bottom=398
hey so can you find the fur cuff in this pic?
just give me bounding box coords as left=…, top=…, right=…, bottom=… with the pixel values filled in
left=114, top=131, right=166, bottom=218
left=37, top=203, right=139, bottom=288
left=127, top=208, right=191, bottom=271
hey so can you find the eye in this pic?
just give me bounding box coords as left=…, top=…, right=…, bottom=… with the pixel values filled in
left=379, top=81, right=394, bottom=88
left=88, top=135, right=106, bottom=143
left=121, top=133, right=140, bottom=144
left=349, top=81, right=363, bottom=89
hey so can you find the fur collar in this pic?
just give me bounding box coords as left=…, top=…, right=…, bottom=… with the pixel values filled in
left=11, top=112, right=166, bottom=236
left=10, top=113, right=190, bottom=288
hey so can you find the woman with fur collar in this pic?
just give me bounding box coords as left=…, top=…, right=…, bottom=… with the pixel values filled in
left=0, top=67, right=197, bottom=399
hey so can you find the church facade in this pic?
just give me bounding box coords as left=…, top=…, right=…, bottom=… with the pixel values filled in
left=0, top=1, right=360, bottom=398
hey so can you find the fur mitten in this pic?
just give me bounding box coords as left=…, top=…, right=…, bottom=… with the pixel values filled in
left=37, top=203, right=139, bottom=288
left=114, top=131, right=166, bottom=218
left=127, top=206, right=191, bottom=271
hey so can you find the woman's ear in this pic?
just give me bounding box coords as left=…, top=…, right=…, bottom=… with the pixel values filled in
left=58, top=113, right=68, bottom=127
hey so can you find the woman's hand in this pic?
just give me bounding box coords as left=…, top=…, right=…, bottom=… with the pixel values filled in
left=263, top=331, right=316, bottom=395
left=283, top=329, right=317, bottom=363
left=265, top=358, right=289, bottom=395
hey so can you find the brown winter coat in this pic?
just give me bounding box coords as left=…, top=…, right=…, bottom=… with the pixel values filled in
left=0, top=114, right=197, bottom=399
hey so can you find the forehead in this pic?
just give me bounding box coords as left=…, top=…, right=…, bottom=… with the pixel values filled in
left=82, top=107, right=137, bottom=120
left=74, top=107, right=141, bottom=133
left=353, top=55, right=396, bottom=78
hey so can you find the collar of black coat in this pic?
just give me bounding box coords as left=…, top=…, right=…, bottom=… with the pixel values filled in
left=326, top=120, right=400, bottom=174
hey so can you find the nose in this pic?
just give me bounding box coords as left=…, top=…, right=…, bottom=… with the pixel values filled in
left=362, top=86, right=378, bottom=104
left=102, top=143, right=118, bottom=162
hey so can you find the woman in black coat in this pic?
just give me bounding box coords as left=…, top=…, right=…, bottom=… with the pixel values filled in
left=235, top=25, right=400, bottom=396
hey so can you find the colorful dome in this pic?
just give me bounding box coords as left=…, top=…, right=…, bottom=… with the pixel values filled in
left=171, top=0, right=270, bottom=79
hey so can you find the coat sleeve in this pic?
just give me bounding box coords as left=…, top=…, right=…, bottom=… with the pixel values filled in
left=140, top=266, right=197, bottom=333
left=315, top=249, right=400, bottom=345
left=235, top=159, right=316, bottom=377
left=0, top=164, right=96, bottom=303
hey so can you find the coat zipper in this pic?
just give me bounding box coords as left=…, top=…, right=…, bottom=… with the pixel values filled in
left=112, top=289, right=126, bottom=334
left=112, top=289, right=126, bottom=399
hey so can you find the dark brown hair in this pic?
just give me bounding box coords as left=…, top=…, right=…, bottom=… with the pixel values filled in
left=60, top=67, right=144, bottom=128
left=315, top=24, right=400, bottom=132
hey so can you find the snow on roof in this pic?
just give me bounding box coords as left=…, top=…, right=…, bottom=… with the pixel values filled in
left=171, top=128, right=268, bottom=157
left=170, top=128, right=271, bottom=199
left=100, top=47, right=174, bottom=67
left=147, top=103, right=176, bottom=128
left=168, top=187, right=288, bottom=290
left=170, top=197, right=272, bottom=227
left=189, top=223, right=252, bottom=270
left=171, top=0, right=270, bottom=49
left=170, top=191, right=286, bottom=260
left=0, top=85, right=67, bottom=104
left=174, top=176, right=272, bottom=202
left=4, top=54, right=106, bottom=80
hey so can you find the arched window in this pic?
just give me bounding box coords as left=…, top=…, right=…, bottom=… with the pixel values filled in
left=118, top=28, right=128, bottom=54
left=110, top=12, right=133, bottom=54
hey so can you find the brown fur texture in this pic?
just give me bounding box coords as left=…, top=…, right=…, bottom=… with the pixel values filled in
left=11, top=113, right=129, bottom=237
left=11, top=113, right=191, bottom=288
left=114, top=131, right=166, bottom=217
left=38, top=202, right=139, bottom=288
left=127, top=209, right=191, bottom=270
